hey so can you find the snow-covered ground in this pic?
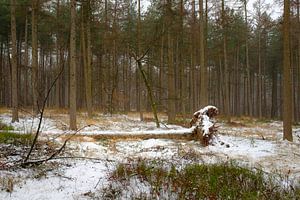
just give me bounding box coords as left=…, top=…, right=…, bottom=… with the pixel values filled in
left=0, top=112, right=191, bottom=135
left=0, top=110, right=300, bottom=199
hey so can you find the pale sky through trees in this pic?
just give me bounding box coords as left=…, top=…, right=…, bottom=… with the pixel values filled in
left=248, top=0, right=281, bottom=19
left=140, top=0, right=281, bottom=19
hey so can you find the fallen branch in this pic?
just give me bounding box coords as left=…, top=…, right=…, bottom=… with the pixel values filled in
left=51, top=156, right=115, bottom=162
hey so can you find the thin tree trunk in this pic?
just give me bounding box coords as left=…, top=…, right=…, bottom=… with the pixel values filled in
left=32, top=0, right=39, bottom=112
left=55, top=0, right=60, bottom=108
left=6, top=41, right=12, bottom=107
left=167, top=0, right=175, bottom=122
left=244, top=0, right=251, bottom=116
left=0, top=42, right=3, bottom=105
left=10, top=0, right=18, bottom=122
left=135, top=56, right=160, bottom=127
left=297, top=54, right=300, bottom=122
left=297, top=0, right=300, bottom=122
left=24, top=10, right=29, bottom=106
left=137, top=0, right=143, bottom=120
left=283, top=0, right=292, bottom=141
left=222, top=0, right=230, bottom=122
left=179, top=0, right=184, bottom=114
left=258, top=24, right=262, bottom=118
left=199, top=0, right=207, bottom=107
left=81, top=3, right=92, bottom=117
left=69, top=0, right=77, bottom=130
left=159, top=24, right=164, bottom=110
left=85, top=0, right=93, bottom=117
left=191, top=0, right=196, bottom=111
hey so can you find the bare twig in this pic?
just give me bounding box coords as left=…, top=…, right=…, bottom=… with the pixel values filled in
left=21, top=124, right=94, bottom=167
left=24, top=66, right=64, bottom=163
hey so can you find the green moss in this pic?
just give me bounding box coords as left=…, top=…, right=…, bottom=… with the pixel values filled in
left=0, top=132, right=33, bottom=146
left=0, top=121, right=14, bottom=131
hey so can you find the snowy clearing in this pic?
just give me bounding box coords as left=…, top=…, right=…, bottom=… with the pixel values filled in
left=0, top=110, right=300, bottom=199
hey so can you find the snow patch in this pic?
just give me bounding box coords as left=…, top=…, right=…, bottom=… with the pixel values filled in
left=209, top=135, right=276, bottom=159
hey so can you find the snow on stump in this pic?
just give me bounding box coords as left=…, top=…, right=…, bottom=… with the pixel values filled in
left=189, top=106, right=219, bottom=146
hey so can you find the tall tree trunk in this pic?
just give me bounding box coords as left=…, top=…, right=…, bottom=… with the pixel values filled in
left=168, top=32, right=176, bottom=122
left=85, top=0, right=93, bottom=117
left=6, top=41, right=12, bottom=107
left=81, top=2, right=92, bottom=117
left=81, top=8, right=87, bottom=107
left=297, top=0, right=300, bottom=122
left=24, top=10, right=29, bottom=106
left=69, top=0, right=77, bottom=130
left=199, top=0, right=207, bottom=107
left=179, top=0, right=184, bottom=114
left=205, top=0, right=209, bottom=104
left=283, top=0, right=293, bottom=141
left=10, top=0, right=18, bottom=122
left=244, top=0, right=252, bottom=116
left=191, top=0, right=196, bottom=111
left=222, top=0, right=230, bottom=122
left=258, top=18, right=262, bottom=118
left=167, top=0, right=176, bottom=122
left=32, top=0, right=39, bottom=112
left=103, top=0, right=109, bottom=111
left=0, top=42, right=3, bottom=105
left=137, top=0, right=143, bottom=120
left=55, top=0, right=60, bottom=108
left=159, top=24, right=164, bottom=110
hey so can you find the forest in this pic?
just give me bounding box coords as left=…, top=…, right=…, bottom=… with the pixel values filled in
left=0, top=0, right=300, bottom=199
left=0, top=0, right=299, bottom=127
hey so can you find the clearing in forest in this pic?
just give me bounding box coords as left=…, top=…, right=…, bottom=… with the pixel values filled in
left=0, top=109, right=300, bottom=199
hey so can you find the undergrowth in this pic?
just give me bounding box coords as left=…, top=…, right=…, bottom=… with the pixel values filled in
left=102, top=160, right=300, bottom=200
left=0, top=132, right=33, bottom=146
left=0, top=121, right=14, bottom=131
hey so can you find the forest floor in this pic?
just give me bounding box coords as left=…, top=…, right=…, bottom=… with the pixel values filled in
left=0, top=108, right=300, bottom=199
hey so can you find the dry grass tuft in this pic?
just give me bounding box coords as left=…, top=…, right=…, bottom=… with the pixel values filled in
left=0, top=107, right=9, bottom=114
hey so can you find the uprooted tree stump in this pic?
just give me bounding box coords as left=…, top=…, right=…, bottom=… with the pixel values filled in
left=189, top=106, right=219, bottom=146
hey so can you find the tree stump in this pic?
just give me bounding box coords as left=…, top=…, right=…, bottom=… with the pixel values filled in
left=190, top=106, right=218, bottom=146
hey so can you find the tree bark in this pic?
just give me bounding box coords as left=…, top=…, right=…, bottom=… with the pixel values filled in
left=69, top=0, right=77, bottom=130
left=85, top=1, right=93, bottom=117
left=271, top=66, right=278, bottom=118
left=24, top=10, right=29, bottom=106
left=137, top=0, right=143, bottom=120
left=283, top=0, right=293, bottom=141
left=32, top=0, right=39, bottom=113
left=0, top=42, right=3, bottom=105
left=178, top=0, right=184, bottom=114
left=55, top=0, right=61, bottom=108
left=167, top=0, right=176, bottom=123
left=199, top=0, right=207, bottom=108
left=257, top=5, right=262, bottom=118
left=80, top=2, right=92, bottom=117
left=222, top=0, right=230, bottom=122
left=10, top=0, right=18, bottom=122
left=243, top=0, right=252, bottom=116
left=296, top=0, right=300, bottom=122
